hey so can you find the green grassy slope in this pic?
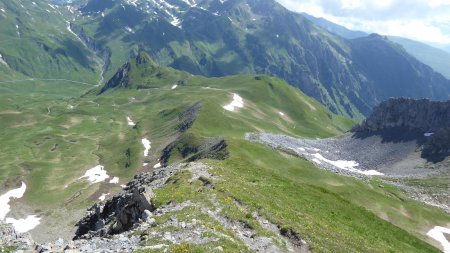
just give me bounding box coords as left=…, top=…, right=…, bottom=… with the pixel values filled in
left=0, top=54, right=448, bottom=251
left=0, top=0, right=100, bottom=83
left=0, top=53, right=351, bottom=240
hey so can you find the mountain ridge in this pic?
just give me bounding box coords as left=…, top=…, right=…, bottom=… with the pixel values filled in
left=302, top=12, right=450, bottom=80
left=70, top=0, right=450, bottom=117
left=1, top=0, right=449, bottom=118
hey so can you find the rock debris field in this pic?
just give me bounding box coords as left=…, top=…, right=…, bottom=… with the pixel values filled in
left=246, top=132, right=449, bottom=178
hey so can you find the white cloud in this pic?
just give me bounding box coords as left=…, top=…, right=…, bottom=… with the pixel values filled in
left=276, top=0, right=450, bottom=44
left=341, top=0, right=363, bottom=10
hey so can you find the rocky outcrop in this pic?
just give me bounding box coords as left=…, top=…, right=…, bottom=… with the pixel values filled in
left=422, top=127, right=450, bottom=159
left=74, top=182, right=155, bottom=239
left=353, top=98, right=450, bottom=162
left=1, top=220, right=140, bottom=252
left=354, top=98, right=450, bottom=133
left=160, top=136, right=229, bottom=166
left=74, top=162, right=201, bottom=240
left=177, top=102, right=202, bottom=133
left=98, top=62, right=131, bottom=94
left=158, top=101, right=229, bottom=166
left=0, top=222, right=34, bottom=251
left=2, top=162, right=311, bottom=252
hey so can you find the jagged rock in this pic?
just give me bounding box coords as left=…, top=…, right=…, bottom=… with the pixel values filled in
left=0, top=222, right=35, bottom=251
left=74, top=185, right=155, bottom=239
left=98, top=62, right=131, bottom=94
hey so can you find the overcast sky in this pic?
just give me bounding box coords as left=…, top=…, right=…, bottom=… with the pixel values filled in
left=276, top=0, right=450, bottom=46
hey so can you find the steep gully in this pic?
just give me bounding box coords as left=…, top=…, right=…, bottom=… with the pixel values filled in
left=67, top=22, right=110, bottom=86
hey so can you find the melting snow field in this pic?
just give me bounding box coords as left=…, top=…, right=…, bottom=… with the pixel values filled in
left=171, top=85, right=177, bottom=90
left=427, top=226, right=450, bottom=253
left=223, top=93, right=244, bottom=112
left=154, top=162, right=161, bottom=169
left=79, top=165, right=110, bottom=184
left=142, top=138, right=151, bottom=157
left=127, top=116, right=136, bottom=126
left=5, top=215, right=41, bottom=233
left=0, top=182, right=41, bottom=232
left=312, top=153, right=384, bottom=176
left=109, top=177, right=119, bottom=184
left=0, top=182, right=26, bottom=220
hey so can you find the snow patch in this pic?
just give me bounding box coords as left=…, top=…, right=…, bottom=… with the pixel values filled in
left=170, top=16, right=181, bottom=28
left=223, top=93, right=244, bottom=112
left=181, top=0, right=196, bottom=7
left=312, top=158, right=322, bottom=164
left=171, top=85, right=177, bottom=90
left=1, top=183, right=41, bottom=233
left=109, top=177, right=119, bottom=184
left=142, top=138, right=151, bottom=157
left=125, top=26, right=134, bottom=33
left=5, top=215, right=41, bottom=233
left=127, top=116, right=136, bottom=126
left=312, top=153, right=384, bottom=176
left=124, top=0, right=138, bottom=7
left=0, top=54, right=8, bottom=67
left=79, top=165, right=110, bottom=184
left=427, top=226, right=450, bottom=253
left=98, top=193, right=110, bottom=201
left=278, top=111, right=285, bottom=116
left=154, top=162, right=161, bottom=169
left=424, top=132, right=434, bottom=137
left=0, top=182, right=26, bottom=220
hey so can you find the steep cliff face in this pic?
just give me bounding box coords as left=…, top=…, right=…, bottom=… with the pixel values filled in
left=355, top=98, right=450, bottom=132
left=354, top=98, right=450, bottom=161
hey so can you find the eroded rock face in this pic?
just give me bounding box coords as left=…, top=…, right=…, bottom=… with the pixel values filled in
left=74, top=184, right=155, bottom=239
left=354, top=98, right=450, bottom=133
left=422, top=127, right=450, bottom=159
left=98, top=62, right=131, bottom=94
left=353, top=98, right=450, bottom=161
left=0, top=222, right=35, bottom=251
